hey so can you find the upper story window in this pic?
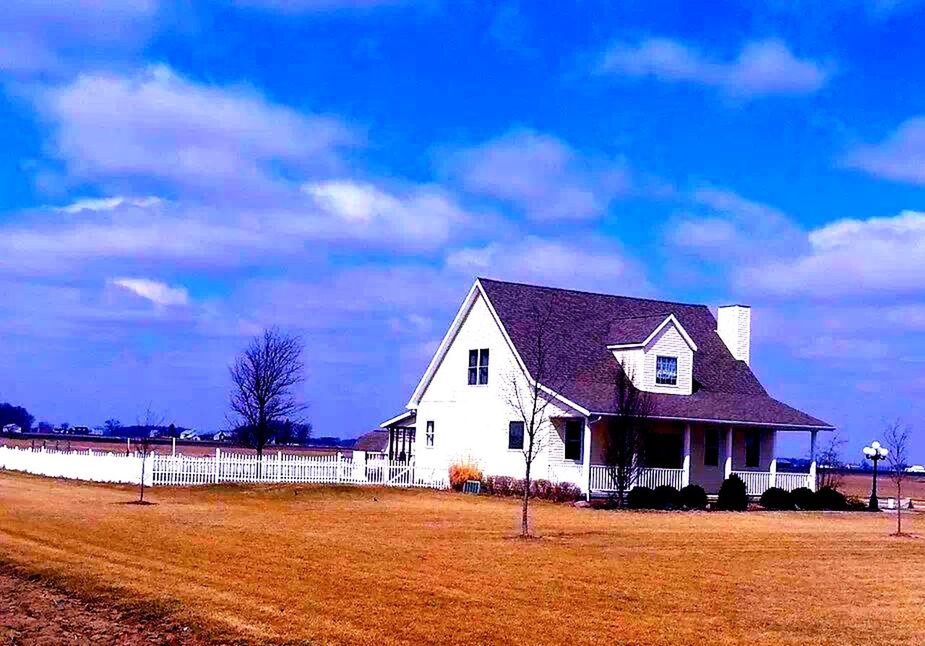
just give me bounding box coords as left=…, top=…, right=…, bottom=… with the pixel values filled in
left=468, top=348, right=489, bottom=385
left=426, top=421, right=435, bottom=448
left=655, top=355, right=678, bottom=386
left=508, top=421, right=524, bottom=450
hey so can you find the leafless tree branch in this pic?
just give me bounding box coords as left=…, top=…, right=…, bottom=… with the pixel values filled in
left=228, top=328, right=307, bottom=473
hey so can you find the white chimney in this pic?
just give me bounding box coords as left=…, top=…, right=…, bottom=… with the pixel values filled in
left=717, top=305, right=751, bottom=365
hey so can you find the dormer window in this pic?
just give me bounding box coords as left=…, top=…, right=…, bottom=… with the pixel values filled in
left=655, top=356, right=678, bottom=386
left=468, top=348, right=489, bottom=385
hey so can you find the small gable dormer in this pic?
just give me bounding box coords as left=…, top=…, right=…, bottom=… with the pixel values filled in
left=607, top=314, right=697, bottom=396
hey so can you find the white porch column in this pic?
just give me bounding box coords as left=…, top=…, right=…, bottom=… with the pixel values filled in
left=582, top=417, right=592, bottom=500
left=724, top=426, right=733, bottom=480
left=809, top=429, right=818, bottom=491
left=681, top=423, right=691, bottom=488
left=769, top=430, right=777, bottom=488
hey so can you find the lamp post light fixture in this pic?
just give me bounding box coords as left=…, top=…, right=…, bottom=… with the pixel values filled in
left=863, top=441, right=889, bottom=511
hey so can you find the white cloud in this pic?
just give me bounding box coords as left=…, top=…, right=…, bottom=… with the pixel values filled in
left=55, top=196, right=162, bottom=214
left=599, top=38, right=828, bottom=96
left=446, top=235, right=648, bottom=294
left=35, top=66, right=358, bottom=201
left=1, top=0, right=159, bottom=77
left=740, top=210, right=925, bottom=297
left=111, top=277, right=189, bottom=306
left=301, top=179, right=471, bottom=249
left=667, top=187, right=807, bottom=260
left=444, top=129, right=628, bottom=220
left=843, top=116, right=925, bottom=184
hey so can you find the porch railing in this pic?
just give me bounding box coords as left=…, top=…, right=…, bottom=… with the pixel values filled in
left=774, top=472, right=813, bottom=492
left=732, top=470, right=813, bottom=495
left=589, top=465, right=684, bottom=492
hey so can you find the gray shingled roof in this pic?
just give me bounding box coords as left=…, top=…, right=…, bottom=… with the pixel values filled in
left=479, top=278, right=832, bottom=429
left=355, top=429, right=389, bottom=452
left=606, top=314, right=673, bottom=345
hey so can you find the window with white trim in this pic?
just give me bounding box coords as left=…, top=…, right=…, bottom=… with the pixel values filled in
left=468, top=348, right=489, bottom=385
left=564, top=420, right=582, bottom=461
left=655, top=355, right=678, bottom=386
left=508, top=421, right=524, bottom=450
left=426, top=421, right=434, bottom=448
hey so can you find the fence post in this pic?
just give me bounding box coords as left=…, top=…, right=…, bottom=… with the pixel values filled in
left=277, top=451, right=283, bottom=483
left=336, top=452, right=342, bottom=484
left=214, top=447, right=221, bottom=484
left=769, top=458, right=777, bottom=489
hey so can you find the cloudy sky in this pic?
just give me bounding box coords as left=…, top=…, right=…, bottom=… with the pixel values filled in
left=1, top=0, right=923, bottom=459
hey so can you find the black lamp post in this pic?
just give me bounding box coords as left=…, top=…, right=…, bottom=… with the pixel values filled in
left=863, top=441, right=889, bottom=511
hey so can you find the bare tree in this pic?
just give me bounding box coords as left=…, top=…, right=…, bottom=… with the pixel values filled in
left=604, top=360, right=653, bottom=506
left=505, top=297, right=566, bottom=538
left=134, top=406, right=163, bottom=504
left=884, top=420, right=912, bottom=536
left=229, top=328, right=306, bottom=474
left=816, top=431, right=847, bottom=491
left=135, top=435, right=155, bottom=503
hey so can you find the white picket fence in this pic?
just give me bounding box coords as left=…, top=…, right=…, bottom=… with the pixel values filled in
left=0, top=445, right=147, bottom=484
left=0, top=446, right=448, bottom=490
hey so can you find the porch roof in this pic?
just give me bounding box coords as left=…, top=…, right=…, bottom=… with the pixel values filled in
left=479, top=278, right=834, bottom=430
left=380, top=410, right=416, bottom=428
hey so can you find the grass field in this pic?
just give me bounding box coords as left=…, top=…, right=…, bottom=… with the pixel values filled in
left=838, top=472, right=925, bottom=501
left=1, top=472, right=924, bottom=645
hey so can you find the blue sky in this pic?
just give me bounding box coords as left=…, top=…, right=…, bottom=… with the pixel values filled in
left=1, top=0, right=923, bottom=461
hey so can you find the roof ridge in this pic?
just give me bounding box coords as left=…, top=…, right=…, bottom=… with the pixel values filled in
left=477, top=276, right=710, bottom=309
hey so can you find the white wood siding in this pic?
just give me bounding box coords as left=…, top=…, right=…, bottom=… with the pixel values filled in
left=611, top=322, right=693, bottom=395
left=414, top=292, right=574, bottom=481
left=644, top=324, right=694, bottom=395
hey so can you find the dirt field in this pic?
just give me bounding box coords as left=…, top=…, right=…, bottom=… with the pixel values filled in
left=0, top=567, right=221, bottom=645
left=1, top=472, right=924, bottom=645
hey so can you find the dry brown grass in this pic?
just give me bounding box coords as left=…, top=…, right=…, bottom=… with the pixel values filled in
left=1, top=471, right=924, bottom=645
left=838, top=472, right=925, bottom=501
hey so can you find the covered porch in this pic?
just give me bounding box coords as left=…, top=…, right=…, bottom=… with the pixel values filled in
left=380, top=411, right=417, bottom=463
left=557, top=418, right=823, bottom=498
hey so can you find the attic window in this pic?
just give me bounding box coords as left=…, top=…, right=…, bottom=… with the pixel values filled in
left=468, top=349, right=489, bottom=385
left=655, top=355, right=678, bottom=386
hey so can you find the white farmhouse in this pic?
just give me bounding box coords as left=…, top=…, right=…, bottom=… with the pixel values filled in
left=382, top=278, right=834, bottom=498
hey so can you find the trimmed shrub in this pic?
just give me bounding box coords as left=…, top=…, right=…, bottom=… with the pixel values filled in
left=627, top=486, right=657, bottom=509
left=484, top=475, right=514, bottom=497
left=549, top=481, right=582, bottom=503
left=511, top=478, right=526, bottom=497
left=652, top=485, right=682, bottom=510
left=759, top=487, right=795, bottom=511
left=448, top=463, right=483, bottom=491
left=846, top=496, right=868, bottom=511
left=717, top=474, right=749, bottom=511
left=482, top=476, right=581, bottom=503
left=790, top=487, right=817, bottom=511
left=815, top=486, right=848, bottom=511
left=530, top=479, right=554, bottom=499
left=680, top=484, right=708, bottom=510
